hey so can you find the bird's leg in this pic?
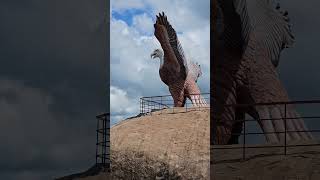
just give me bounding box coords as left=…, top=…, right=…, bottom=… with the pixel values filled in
left=173, top=93, right=186, bottom=107
left=184, top=78, right=207, bottom=107
left=280, top=106, right=301, bottom=142
left=189, top=94, right=204, bottom=107
left=195, top=94, right=201, bottom=106
left=285, top=106, right=314, bottom=141
left=227, top=110, right=245, bottom=144
left=257, top=105, right=315, bottom=143
left=189, top=94, right=198, bottom=107
left=270, top=106, right=291, bottom=143
left=257, top=106, right=279, bottom=143
left=264, top=104, right=314, bottom=142
left=169, top=85, right=186, bottom=107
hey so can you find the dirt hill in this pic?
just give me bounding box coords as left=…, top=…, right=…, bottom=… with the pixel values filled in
left=111, top=108, right=210, bottom=179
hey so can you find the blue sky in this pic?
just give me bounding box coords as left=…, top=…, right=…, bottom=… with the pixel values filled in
left=112, top=7, right=153, bottom=25
left=110, top=0, right=210, bottom=125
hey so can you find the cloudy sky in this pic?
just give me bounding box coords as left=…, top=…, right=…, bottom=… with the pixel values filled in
left=110, top=0, right=210, bottom=125
left=1, top=0, right=320, bottom=179
left=0, top=0, right=107, bottom=179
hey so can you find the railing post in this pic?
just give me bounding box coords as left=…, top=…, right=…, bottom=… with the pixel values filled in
left=198, top=94, right=200, bottom=111
left=185, top=96, right=187, bottom=112
left=151, top=97, right=153, bottom=116
left=161, top=96, right=163, bottom=114
left=140, top=98, right=142, bottom=114
left=96, top=116, right=99, bottom=164
left=186, top=97, right=188, bottom=112
left=143, top=98, right=145, bottom=114
left=243, top=113, right=246, bottom=161
left=154, top=97, right=156, bottom=112
left=172, top=96, right=174, bottom=114
left=284, top=103, right=287, bottom=156
left=148, top=98, right=150, bottom=114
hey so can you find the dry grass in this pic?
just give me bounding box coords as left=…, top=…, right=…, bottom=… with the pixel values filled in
left=110, top=150, right=206, bottom=180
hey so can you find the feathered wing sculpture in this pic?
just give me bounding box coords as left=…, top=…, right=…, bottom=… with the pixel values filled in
left=151, top=12, right=207, bottom=107
left=213, top=0, right=313, bottom=144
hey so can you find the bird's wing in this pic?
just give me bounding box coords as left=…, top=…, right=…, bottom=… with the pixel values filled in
left=188, top=61, right=202, bottom=83
left=233, top=0, right=294, bottom=67
left=155, top=12, right=188, bottom=79
left=216, top=0, right=245, bottom=56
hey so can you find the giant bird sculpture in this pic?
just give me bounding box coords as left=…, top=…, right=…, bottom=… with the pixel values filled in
left=151, top=12, right=207, bottom=107
left=212, top=0, right=314, bottom=145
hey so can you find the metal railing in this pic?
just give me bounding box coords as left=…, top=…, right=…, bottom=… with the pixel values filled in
left=212, top=100, right=320, bottom=163
left=95, top=112, right=110, bottom=170
left=140, top=93, right=210, bottom=114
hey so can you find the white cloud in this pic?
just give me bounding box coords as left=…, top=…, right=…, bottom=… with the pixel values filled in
left=111, top=0, right=145, bottom=12
left=143, top=0, right=210, bottom=31
left=110, top=86, right=138, bottom=114
left=132, top=13, right=154, bottom=35
left=110, top=86, right=142, bottom=125
left=110, top=115, right=125, bottom=126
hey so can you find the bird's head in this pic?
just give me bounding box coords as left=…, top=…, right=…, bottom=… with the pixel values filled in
left=150, top=49, right=163, bottom=60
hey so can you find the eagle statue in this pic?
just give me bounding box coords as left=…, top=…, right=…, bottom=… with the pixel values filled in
left=150, top=12, right=207, bottom=107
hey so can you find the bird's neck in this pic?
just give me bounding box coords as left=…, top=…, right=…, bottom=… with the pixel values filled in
left=159, top=56, right=164, bottom=68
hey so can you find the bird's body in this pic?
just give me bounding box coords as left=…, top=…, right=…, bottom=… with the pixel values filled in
left=151, top=12, right=206, bottom=107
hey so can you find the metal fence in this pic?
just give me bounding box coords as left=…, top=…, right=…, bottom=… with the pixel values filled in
left=212, top=100, right=320, bottom=162
left=96, top=112, right=110, bottom=170
left=140, top=93, right=210, bottom=114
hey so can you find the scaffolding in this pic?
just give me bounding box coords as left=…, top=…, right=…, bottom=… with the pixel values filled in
left=95, top=112, right=110, bottom=170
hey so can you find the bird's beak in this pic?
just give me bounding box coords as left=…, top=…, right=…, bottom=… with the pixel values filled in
left=150, top=53, right=156, bottom=59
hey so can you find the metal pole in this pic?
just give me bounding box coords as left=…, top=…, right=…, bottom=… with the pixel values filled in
left=185, top=98, right=187, bottom=112
left=172, top=97, right=174, bottom=114
left=140, top=98, right=142, bottom=114
left=151, top=97, right=153, bottom=115
left=102, top=117, right=105, bottom=165
left=284, top=104, right=287, bottom=156
left=142, top=98, right=144, bottom=114
left=243, top=117, right=246, bottom=160
left=96, top=117, right=99, bottom=164
left=161, top=96, right=163, bottom=114
left=199, top=94, right=201, bottom=111
left=104, top=115, right=107, bottom=166
left=147, top=98, right=149, bottom=114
